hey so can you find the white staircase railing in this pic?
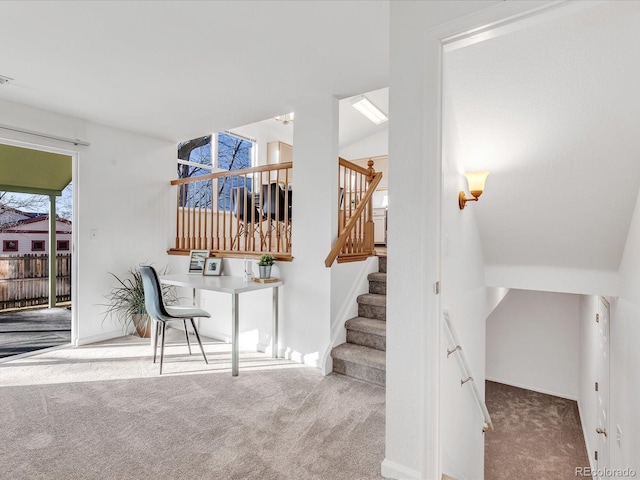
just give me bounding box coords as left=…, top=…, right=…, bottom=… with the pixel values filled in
left=443, top=309, right=494, bottom=432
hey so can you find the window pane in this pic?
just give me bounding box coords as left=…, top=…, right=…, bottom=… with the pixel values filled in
left=176, top=132, right=255, bottom=212
left=217, top=133, right=254, bottom=211
left=177, top=135, right=213, bottom=209
left=177, top=135, right=212, bottom=179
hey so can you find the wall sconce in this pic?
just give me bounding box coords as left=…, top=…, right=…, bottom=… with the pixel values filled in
left=458, top=171, right=489, bottom=210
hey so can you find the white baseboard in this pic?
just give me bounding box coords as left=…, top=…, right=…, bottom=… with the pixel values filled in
left=381, top=459, right=423, bottom=479
left=485, top=376, right=577, bottom=401
left=75, top=330, right=124, bottom=346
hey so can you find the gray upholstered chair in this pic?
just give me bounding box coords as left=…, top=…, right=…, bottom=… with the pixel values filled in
left=138, top=265, right=211, bottom=374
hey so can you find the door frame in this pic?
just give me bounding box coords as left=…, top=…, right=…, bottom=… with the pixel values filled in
left=596, top=296, right=611, bottom=477
left=0, top=136, right=79, bottom=349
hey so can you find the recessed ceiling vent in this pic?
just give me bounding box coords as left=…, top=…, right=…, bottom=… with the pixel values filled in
left=0, top=74, right=13, bottom=85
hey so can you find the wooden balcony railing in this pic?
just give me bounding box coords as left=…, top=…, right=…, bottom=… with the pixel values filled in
left=325, top=158, right=382, bottom=267
left=169, top=163, right=293, bottom=259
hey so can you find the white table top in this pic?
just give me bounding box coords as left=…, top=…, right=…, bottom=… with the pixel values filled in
left=160, top=274, right=283, bottom=294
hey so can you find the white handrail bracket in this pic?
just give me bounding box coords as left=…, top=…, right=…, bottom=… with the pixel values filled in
left=443, top=310, right=494, bottom=432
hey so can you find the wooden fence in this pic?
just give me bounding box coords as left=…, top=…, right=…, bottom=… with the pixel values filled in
left=0, top=254, right=71, bottom=310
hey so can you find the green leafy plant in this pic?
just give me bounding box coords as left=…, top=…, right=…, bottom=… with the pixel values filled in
left=102, top=266, right=178, bottom=336
left=258, top=254, right=275, bottom=266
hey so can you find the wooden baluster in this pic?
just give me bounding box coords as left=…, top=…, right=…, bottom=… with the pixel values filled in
left=177, top=186, right=183, bottom=250
left=340, top=165, right=346, bottom=253
left=215, top=177, right=220, bottom=252
left=187, top=183, right=192, bottom=250
left=358, top=172, right=364, bottom=252
left=242, top=176, right=247, bottom=252
left=206, top=178, right=212, bottom=250
left=365, top=159, right=375, bottom=253
left=284, top=167, right=289, bottom=253
left=222, top=177, right=227, bottom=251
left=266, top=176, right=273, bottom=251
left=183, top=184, right=188, bottom=250
left=197, top=180, right=202, bottom=249
left=176, top=186, right=181, bottom=249
left=258, top=171, right=264, bottom=252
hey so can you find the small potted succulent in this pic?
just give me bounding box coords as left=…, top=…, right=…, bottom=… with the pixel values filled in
left=258, top=254, right=275, bottom=279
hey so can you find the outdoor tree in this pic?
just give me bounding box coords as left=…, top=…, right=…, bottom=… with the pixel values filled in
left=176, top=133, right=253, bottom=211
left=0, top=184, right=72, bottom=230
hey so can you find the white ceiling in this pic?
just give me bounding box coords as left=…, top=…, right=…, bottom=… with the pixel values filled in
left=0, top=1, right=389, bottom=143
left=445, top=1, right=640, bottom=272
left=339, top=87, right=388, bottom=149
left=7, top=1, right=637, bottom=276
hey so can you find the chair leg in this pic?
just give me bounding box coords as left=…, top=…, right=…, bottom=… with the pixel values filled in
left=159, top=322, right=167, bottom=375
left=190, top=318, right=208, bottom=364
left=183, top=319, right=192, bottom=355
left=153, top=320, right=159, bottom=363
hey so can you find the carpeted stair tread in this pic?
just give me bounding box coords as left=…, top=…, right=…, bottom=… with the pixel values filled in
left=357, top=293, right=387, bottom=321
left=367, top=272, right=387, bottom=294
left=367, top=272, right=387, bottom=283
left=345, top=317, right=386, bottom=336
left=331, top=343, right=385, bottom=370
left=357, top=293, right=386, bottom=307
left=346, top=317, right=386, bottom=351
left=332, top=256, right=388, bottom=385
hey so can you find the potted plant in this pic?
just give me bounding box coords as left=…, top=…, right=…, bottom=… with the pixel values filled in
left=258, top=254, right=275, bottom=279
left=102, top=266, right=177, bottom=338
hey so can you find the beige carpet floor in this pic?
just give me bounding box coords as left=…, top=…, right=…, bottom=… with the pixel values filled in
left=0, top=332, right=385, bottom=480
left=485, top=381, right=590, bottom=480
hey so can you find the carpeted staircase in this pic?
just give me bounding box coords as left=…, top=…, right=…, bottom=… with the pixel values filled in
left=331, top=255, right=386, bottom=386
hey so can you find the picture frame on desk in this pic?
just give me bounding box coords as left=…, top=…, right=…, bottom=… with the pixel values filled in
left=188, top=250, right=209, bottom=274
left=203, top=257, right=223, bottom=276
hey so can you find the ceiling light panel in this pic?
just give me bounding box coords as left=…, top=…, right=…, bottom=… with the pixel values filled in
left=351, top=95, right=388, bottom=125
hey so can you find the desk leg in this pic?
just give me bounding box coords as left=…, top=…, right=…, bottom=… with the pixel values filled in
left=232, top=293, right=239, bottom=376
left=272, top=286, right=279, bottom=359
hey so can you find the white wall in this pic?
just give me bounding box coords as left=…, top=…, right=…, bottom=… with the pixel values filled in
left=440, top=101, right=487, bottom=479
left=386, top=2, right=513, bottom=479
left=339, top=129, right=388, bottom=161
left=273, top=96, right=337, bottom=367
left=233, top=119, right=294, bottom=167
left=486, top=287, right=509, bottom=318
left=610, top=187, right=640, bottom=475
left=0, top=98, right=176, bottom=344
left=486, top=264, right=620, bottom=297
left=486, top=289, right=580, bottom=399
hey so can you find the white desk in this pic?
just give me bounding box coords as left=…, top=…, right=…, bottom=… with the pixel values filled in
left=159, top=274, right=283, bottom=376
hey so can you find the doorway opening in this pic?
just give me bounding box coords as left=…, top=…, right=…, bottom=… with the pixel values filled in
left=0, top=141, right=75, bottom=359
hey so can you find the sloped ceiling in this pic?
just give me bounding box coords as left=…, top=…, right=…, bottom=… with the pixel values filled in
left=0, top=1, right=389, bottom=142
left=339, top=88, right=388, bottom=149
left=445, top=1, right=640, bottom=271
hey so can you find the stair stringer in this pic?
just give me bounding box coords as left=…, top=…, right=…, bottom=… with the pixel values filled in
left=321, top=256, right=379, bottom=375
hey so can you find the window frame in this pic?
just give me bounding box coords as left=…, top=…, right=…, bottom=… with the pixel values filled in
left=3, top=240, right=18, bottom=252
left=57, top=240, right=70, bottom=251
left=32, top=240, right=45, bottom=252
